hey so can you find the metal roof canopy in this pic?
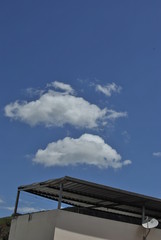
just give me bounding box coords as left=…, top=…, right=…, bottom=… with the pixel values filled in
left=14, top=176, right=161, bottom=222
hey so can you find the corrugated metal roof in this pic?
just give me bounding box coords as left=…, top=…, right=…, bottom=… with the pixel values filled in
left=18, top=176, right=161, bottom=219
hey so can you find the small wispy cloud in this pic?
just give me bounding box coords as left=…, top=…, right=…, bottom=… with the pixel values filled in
left=153, top=152, right=161, bottom=157
left=25, top=88, right=45, bottom=97
left=0, top=198, right=4, bottom=204
left=96, top=83, right=122, bottom=97
left=106, top=109, right=127, bottom=120
left=47, top=81, right=74, bottom=94
left=33, top=133, right=132, bottom=169
left=2, top=206, right=44, bottom=214
left=122, top=131, right=131, bottom=143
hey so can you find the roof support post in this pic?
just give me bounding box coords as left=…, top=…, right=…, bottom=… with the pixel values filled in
left=142, top=205, right=145, bottom=223
left=13, top=190, right=20, bottom=215
left=57, top=183, right=63, bottom=209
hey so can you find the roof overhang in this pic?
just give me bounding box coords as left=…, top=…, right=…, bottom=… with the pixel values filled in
left=14, top=176, right=161, bottom=222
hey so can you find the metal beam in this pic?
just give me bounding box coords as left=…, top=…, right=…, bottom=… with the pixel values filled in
left=13, top=190, right=20, bottom=215
left=142, top=205, right=145, bottom=223
left=57, top=183, right=63, bottom=209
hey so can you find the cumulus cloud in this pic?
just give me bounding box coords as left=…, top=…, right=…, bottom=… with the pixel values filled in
left=153, top=152, right=161, bottom=157
left=4, top=82, right=126, bottom=129
left=0, top=198, right=4, bottom=204
left=33, top=133, right=131, bottom=169
left=5, top=91, right=107, bottom=128
left=96, top=83, right=122, bottom=97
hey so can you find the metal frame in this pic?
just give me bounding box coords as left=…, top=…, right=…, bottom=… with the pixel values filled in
left=57, top=183, right=63, bottom=209
left=14, top=176, right=161, bottom=223
left=13, top=190, right=20, bottom=215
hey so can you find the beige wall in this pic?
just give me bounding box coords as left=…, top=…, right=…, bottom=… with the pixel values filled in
left=8, top=210, right=57, bottom=240
left=54, top=210, right=144, bottom=240
left=9, top=209, right=161, bottom=240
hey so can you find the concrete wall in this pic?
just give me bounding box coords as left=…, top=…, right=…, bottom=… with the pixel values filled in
left=54, top=210, right=161, bottom=240
left=9, top=209, right=161, bottom=240
left=8, top=210, right=57, bottom=240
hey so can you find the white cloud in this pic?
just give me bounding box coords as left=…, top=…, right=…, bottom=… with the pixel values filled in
left=5, top=90, right=107, bottom=128
left=96, top=83, right=122, bottom=97
left=25, top=88, right=45, bottom=97
left=1, top=206, right=14, bottom=211
left=47, top=81, right=74, bottom=94
left=3, top=206, right=44, bottom=214
left=0, top=198, right=4, bottom=204
left=121, top=131, right=130, bottom=143
left=153, top=152, right=161, bottom=157
left=123, top=160, right=132, bottom=165
left=33, top=133, right=131, bottom=169
left=106, top=109, right=127, bottom=120
left=5, top=82, right=127, bottom=129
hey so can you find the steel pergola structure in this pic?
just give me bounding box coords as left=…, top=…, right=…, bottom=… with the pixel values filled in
left=14, top=176, right=161, bottom=227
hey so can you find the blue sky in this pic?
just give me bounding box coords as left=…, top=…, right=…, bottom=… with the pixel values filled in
left=1, top=0, right=161, bottom=217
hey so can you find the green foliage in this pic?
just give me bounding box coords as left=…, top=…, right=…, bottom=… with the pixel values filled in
left=0, top=217, right=11, bottom=240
